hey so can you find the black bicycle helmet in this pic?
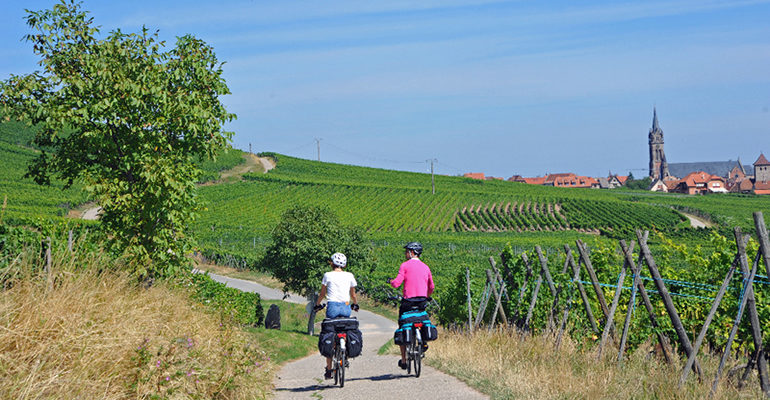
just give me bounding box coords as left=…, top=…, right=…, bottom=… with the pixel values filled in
left=404, top=242, right=423, bottom=255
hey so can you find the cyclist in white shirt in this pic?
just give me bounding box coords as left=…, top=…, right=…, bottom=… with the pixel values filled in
left=314, top=252, right=359, bottom=378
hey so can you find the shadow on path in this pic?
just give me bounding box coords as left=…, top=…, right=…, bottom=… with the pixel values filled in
left=276, top=373, right=411, bottom=393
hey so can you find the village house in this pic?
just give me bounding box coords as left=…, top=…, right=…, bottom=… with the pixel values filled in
left=669, top=171, right=727, bottom=195
left=731, top=153, right=770, bottom=195
left=463, top=172, right=485, bottom=180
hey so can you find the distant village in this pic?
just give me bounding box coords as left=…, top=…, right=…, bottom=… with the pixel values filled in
left=463, top=108, right=769, bottom=195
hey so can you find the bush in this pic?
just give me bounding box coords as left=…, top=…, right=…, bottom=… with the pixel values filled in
left=261, top=205, right=374, bottom=297
left=184, top=272, right=263, bottom=326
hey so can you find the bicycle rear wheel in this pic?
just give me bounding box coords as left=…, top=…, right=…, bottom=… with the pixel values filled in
left=406, top=341, right=412, bottom=374
left=414, top=330, right=422, bottom=377
left=339, top=348, right=346, bottom=388
left=334, top=346, right=340, bottom=385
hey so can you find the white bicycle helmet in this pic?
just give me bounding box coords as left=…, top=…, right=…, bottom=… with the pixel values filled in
left=330, top=252, right=347, bottom=268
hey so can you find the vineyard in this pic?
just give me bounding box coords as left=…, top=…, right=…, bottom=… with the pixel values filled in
left=0, top=122, right=89, bottom=224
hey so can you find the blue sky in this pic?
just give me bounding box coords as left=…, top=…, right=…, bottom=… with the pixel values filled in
left=2, top=1, right=769, bottom=178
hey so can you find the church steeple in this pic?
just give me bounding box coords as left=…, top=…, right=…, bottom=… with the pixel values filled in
left=648, top=107, right=668, bottom=179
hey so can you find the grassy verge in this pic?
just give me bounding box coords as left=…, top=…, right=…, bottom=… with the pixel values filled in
left=0, top=266, right=274, bottom=399
left=247, top=300, right=325, bottom=365
left=426, top=329, right=764, bottom=399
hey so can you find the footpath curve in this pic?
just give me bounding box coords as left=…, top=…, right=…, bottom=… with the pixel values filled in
left=206, top=272, right=487, bottom=399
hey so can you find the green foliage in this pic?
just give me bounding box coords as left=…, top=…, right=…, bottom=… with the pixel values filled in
left=262, top=205, right=374, bottom=297
left=0, top=123, right=89, bottom=222
left=0, top=1, right=235, bottom=278
left=185, top=272, right=263, bottom=326
left=625, top=176, right=652, bottom=190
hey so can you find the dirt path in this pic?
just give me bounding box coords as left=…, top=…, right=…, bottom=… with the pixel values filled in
left=681, top=212, right=713, bottom=228
left=81, top=205, right=102, bottom=220
left=204, top=272, right=487, bottom=399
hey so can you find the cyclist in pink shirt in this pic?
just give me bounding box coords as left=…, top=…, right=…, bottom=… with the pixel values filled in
left=388, top=242, right=434, bottom=370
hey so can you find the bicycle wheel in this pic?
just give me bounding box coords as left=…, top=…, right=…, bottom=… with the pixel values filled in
left=334, top=345, right=340, bottom=385
left=406, top=340, right=412, bottom=374
left=339, top=348, right=346, bottom=388
left=414, top=335, right=423, bottom=377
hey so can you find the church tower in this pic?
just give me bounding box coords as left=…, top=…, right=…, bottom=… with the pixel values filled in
left=648, top=108, right=669, bottom=179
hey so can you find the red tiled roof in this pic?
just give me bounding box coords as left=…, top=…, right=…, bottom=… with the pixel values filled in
left=680, top=171, right=723, bottom=187
left=463, top=173, right=485, bottom=180
left=664, top=179, right=680, bottom=189
left=508, top=175, right=525, bottom=182
left=485, top=176, right=503, bottom=181
left=616, top=175, right=628, bottom=184
left=523, top=177, right=546, bottom=185
left=754, top=153, right=770, bottom=166
left=755, top=189, right=770, bottom=195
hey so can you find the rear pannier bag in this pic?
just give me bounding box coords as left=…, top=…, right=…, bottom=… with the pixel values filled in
left=318, top=331, right=335, bottom=358
left=321, top=317, right=359, bottom=332
left=319, top=317, right=362, bottom=358
left=398, top=310, right=428, bottom=326
left=398, top=310, right=438, bottom=342
left=421, top=322, right=438, bottom=341
left=346, top=329, right=363, bottom=358
left=393, top=326, right=412, bottom=346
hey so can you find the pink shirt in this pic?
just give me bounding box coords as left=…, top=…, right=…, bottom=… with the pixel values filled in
left=390, top=258, right=435, bottom=298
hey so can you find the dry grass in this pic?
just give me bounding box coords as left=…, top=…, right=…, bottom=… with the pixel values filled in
left=0, top=260, right=274, bottom=399
left=427, top=329, right=764, bottom=399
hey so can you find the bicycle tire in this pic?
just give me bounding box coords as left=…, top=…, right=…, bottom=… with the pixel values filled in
left=339, top=348, right=346, bottom=388
left=334, top=345, right=340, bottom=385
left=415, top=335, right=422, bottom=377
left=406, top=339, right=412, bottom=374
left=413, top=327, right=423, bottom=377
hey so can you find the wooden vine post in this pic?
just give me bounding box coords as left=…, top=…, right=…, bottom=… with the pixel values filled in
left=535, top=246, right=558, bottom=330
left=523, top=252, right=544, bottom=333
left=555, top=244, right=584, bottom=350
left=746, top=212, right=770, bottom=395
left=474, top=279, right=492, bottom=329
left=710, top=243, right=760, bottom=398
left=564, top=244, right=599, bottom=334
left=617, top=240, right=639, bottom=364
left=486, top=268, right=508, bottom=327
left=466, top=267, right=472, bottom=331
left=637, top=230, right=701, bottom=378
left=678, top=229, right=744, bottom=387
left=596, top=240, right=631, bottom=359
left=576, top=240, right=610, bottom=318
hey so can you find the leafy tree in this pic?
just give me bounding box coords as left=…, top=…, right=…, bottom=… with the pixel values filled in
left=262, top=205, right=374, bottom=298
left=625, top=175, right=652, bottom=190
left=0, top=1, right=235, bottom=278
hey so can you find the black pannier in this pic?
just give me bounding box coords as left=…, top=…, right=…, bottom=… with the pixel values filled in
left=346, top=329, right=363, bottom=358
left=318, top=317, right=362, bottom=358
left=421, top=323, right=438, bottom=342
left=393, top=326, right=412, bottom=346
left=318, top=330, right=336, bottom=358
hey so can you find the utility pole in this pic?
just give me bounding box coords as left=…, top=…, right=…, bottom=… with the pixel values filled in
left=249, top=143, right=252, bottom=154
left=314, top=138, right=322, bottom=161
left=427, top=158, right=437, bottom=194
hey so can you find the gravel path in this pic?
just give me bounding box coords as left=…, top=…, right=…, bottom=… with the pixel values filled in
left=205, top=272, right=487, bottom=399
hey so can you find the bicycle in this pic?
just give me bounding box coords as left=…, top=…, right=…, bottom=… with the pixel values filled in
left=332, top=327, right=348, bottom=387
left=315, top=304, right=357, bottom=387
left=390, top=296, right=433, bottom=378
